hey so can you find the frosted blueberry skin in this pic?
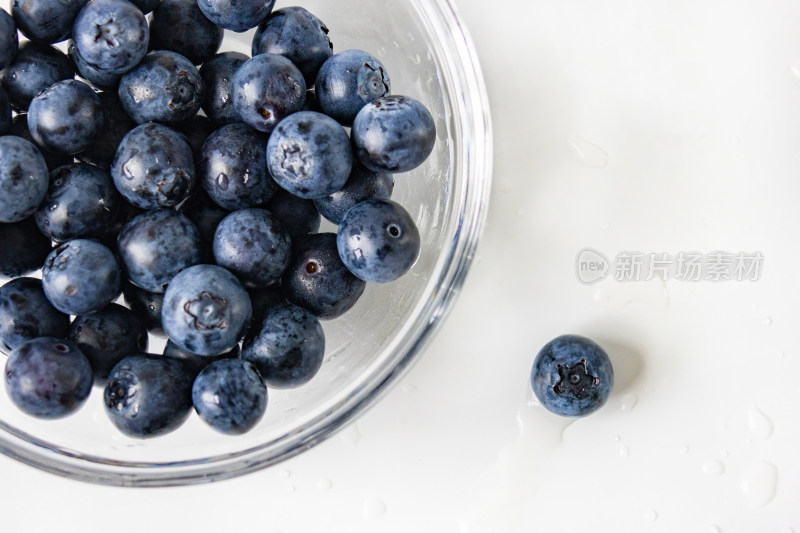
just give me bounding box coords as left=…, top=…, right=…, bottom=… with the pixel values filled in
left=163, top=339, right=239, bottom=378
left=0, top=9, right=18, bottom=70
left=0, top=136, right=49, bottom=223
left=28, top=80, right=103, bottom=155
left=199, top=122, right=274, bottom=210
left=162, top=264, right=252, bottom=356
left=149, top=0, right=223, bottom=65
left=12, top=0, right=88, bottom=44
left=251, top=7, right=332, bottom=86
left=122, top=283, right=163, bottom=334
left=352, top=95, right=436, bottom=173
left=118, top=50, right=204, bottom=124
left=72, top=0, right=149, bottom=76
left=8, top=114, right=73, bottom=171
left=179, top=189, right=230, bottom=262
left=531, top=335, right=614, bottom=417
left=231, top=54, right=306, bottom=133
left=337, top=199, right=420, bottom=284
left=192, top=358, right=267, bottom=434
left=267, top=111, right=353, bottom=199
left=0, top=278, right=69, bottom=355
left=315, top=50, right=391, bottom=126
left=197, top=0, right=275, bottom=33
left=68, top=40, right=121, bottom=90
left=242, top=302, right=324, bottom=389
left=42, top=239, right=121, bottom=315
left=0, top=218, right=53, bottom=278
left=264, top=187, right=320, bottom=240
left=1, top=42, right=75, bottom=111
left=111, top=123, right=196, bottom=209
left=0, top=87, right=10, bottom=135
left=68, top=303, right=148, bottom=384
left=314, top=164, right=394, bottom=224
left=200, top=51, right=248, bottom=125
left=282, top=233, right=365, bottom=320
left=34, top=163, right=120, bottom=242
left=104, top=354, right=194, bottom=438
left=75, top=91, right=135, bottom=170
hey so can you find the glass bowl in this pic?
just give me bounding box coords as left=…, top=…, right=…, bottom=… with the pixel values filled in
left=0, top=0, right=492, bottom=486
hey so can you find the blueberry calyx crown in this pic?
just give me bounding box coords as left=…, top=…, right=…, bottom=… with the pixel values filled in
left=183, top=291, right=228, bottom=331
left=553, top=359, right=601, bottom=399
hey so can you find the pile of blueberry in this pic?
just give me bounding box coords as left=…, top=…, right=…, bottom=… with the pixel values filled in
left=0, top=0, right=436, bottom=438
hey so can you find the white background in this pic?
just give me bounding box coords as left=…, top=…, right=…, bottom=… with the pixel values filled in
left=2, top=0, right=800, bottom=531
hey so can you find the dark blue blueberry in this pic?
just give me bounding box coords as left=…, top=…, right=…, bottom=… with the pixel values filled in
left=163, top=339, right=239, bottom=378
left=149, top=0, right=223, bottom=65
left=179, top=189, right=230, bottom=262
left=247, top=283, right=283, bottom=326
left=118, top=50, right=204, bottom=124
left=68, top=40, right=121, bottom=90
left=68, top=303, right=148, bottom=384
left=352, top=95, right=436, bottom=173
left=0, top=9, right=18, bottom=70
left=162, top=264, right=252, bottom=356
left=314, top=164, right=394, bottom=224
left=0, top=87, right=10, bottom=135
left=27, top=80, right=103, bottom=154
left=8, top=114, right=73, bottom=170
left=337, top=199, right=420, bottom=283
left=199, top=122, right=274, bottom=210
left=127, top=0, right=158, bottom=14
left=0, top=42, right=75, bottom=111
left=122, top=282, right=163, bottom=334
left=42, top=239, right=121, bottom=315
left=315, top=49, right=390, bottom=125
left=231, top=54, right=305, bottom=133
left=111, top=123, right=195, bottom=209
left=197, top=0, right=274, bottom=33
left=72, top=0, right=148, bottom=76
left=264, top=187, right=320, bottom=240
left=175, top=114, right=214, bottom=166
left=117, top=209, right=201, bottom=292
left=213, top=208, right=291, bottom=288
left=192, top=358, right=266, bottom=434
left=104, top=354, right=193, bottom=438
left=0, top=278, right=69, bottom=354
left=266, top=111, right=352, bottom=199
left=75, top=91, right=135, bottom=170
left=12, top=0, right=88, bottom=44
left=200, top=51, right=248, bottom=125
left=34, top=163, right=119, bottom=241
left=5, top=337, right=92, bottom=418
left=0, top=136, right=49, bottom=223
left=252, top=7, right=332, bottom=86
left=282, top=233, right=365, bottom=320
left=0, top=218, right=53, bottom=278
left=242, top=302, right=323, bottom=389
left=531, top=335, right=614, bottom=417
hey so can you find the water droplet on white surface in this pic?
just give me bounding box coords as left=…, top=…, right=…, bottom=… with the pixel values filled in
left=600, top=221, right=610, bottom=230
left=517, top=207, right=528, bottom=217
left=747, top=405, right=774, bottom=440
left=644, top=509, right=658, bottom=522
left=363, top=498, right=386, bottom=519
left=340, top=423, right=361, bottom=448
left=567, top=135, right=609, bottom=168
left=740, top=461, right=778, bottom=508
left=703, top=526, right=721, bottom=533
left=287, top=485, right=296, bottom=493
left=778, top=351, right=788, bottom=358
left=498, top=178, right=514, bottom=193
left=722, top=450, right=731, bottom=458
left=680, top=445, right=690, bottom=454
left=761, top=317, right=773, bottom=326
left=790, top=60, right=800, bottom=78
left=619, top=445, right=630, bottom=458
left=612, top=434, right=621, bottom=442
left=278, top=469, right=291, bottom=479
left=778, top=528, right=795, bottom=533
left=592, top=280, right=670, bottom=309
left=620, top=393, right=638, bottom=412
left=316, top=479, right=333, bottom=490
left=703, top=460, right=725, bottom=476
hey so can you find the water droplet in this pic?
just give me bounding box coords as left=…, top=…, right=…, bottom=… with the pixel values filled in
left=747, top=405, right=774, bottom=440
left=600, top=221, right=610, bottom=230
left=287, top=485, right=296, bottom=492
left=680, top=445, right=690, bottom=454
left=216, top=173, right=229, bottom=190
left=567, top=135, right=609, bottom=168
left=612, top=434, right=621, bottom=442
left=703, top=526, right=721, bottom=533
left=340, top=423, right=361, bottom=448
left=790, top=60, right=800, bottom=79
left=278, top=469, right=291, bottom=479
left=761, top=317, right=772, bottom=326
left=363, top=498, right=386, bottom=519
left=619, top=445, right=630, bottom=458
left=316, top=479, right=333, bottom=490
left=517, top=207, right=528, bottom=217
left=778, top=528, right=795, bottom=533
left=740, top=460, right=778, bottom=508
left=643, top=509, right=658, bottom=522
left=702, top=460, right=725, bottom=476
left=620, top=393, right=638, bottom=412
left=778, top=350, right=788, bottom=358
left=497, top=178, right=514, bottom=193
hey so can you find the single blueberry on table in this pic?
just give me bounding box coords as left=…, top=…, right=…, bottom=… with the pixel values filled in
left=242, top=302, right=324, bottom=389
left=315, top=49, right=391, bottom=125
left=0, top=278, right=70, bottom=355
left=12, top=0, right=88, bottom=44
left=352, top=95, right=436, bottom=173
left=264, top=187, right=320, bottom=240
left=8, top=114, right=73, bottom=171
left=314, top=164, right=394, bottom=224
left=28, top=80, right=103, bottom=155
left=531, top=335, right=614, bottom=417
left=149, top=0, right=223, bottom=65
left=197, top=0, right=275, bottom=33
left=42, top=239, right=121, bottom=315
left=0, top=136, right=49, bottom=223
left=179, top=189, right=230, bottom=262
left=337, top=199, right=420, bottom=283
left=231, top=53, right=306, bottom=133
left=0, top=218, right=53, bottom=278
left=68, top=40, right=122, bottom=90
left=163, top=339, right=239, bottom=378
left=192, top=358, right=267, bottom=435
left=5, top=337, right=93, bottom=419
left=0, top=42, right=75, bottom=111
left=117, top=209, right=201, bottom=293
left=0, top=87, right=10, bottom=135
left=0, top=8, right=18, bottom=70
left=162, top=264, right=252, bottom=356
left=72, top=0, right=149, bottom=76
left=75, top=91, right=135, bottom=170
left=200, top=51, right=248, bottom=125
left=122, top=283, right=164, bottom=334
left=104, top=354, right=194, bottom=438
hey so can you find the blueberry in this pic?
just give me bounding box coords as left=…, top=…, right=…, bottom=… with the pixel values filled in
left=117, top=209, right=201, bottom=293
left=118, top=50, right=204, bottom=124
left=231, top=54, right=306, bottom=133
left=0, top=9, right=18, bottom=70
left=162, top=264, right=252, bottom=356
left=352, top=95, right=436, bottom=173
left=266, top=111, right=352, bottom=199
left=7, top=114, right=73, bottom=171
left=179, top=189, right=230, bottom=262
left=104, top=354, right=193, bottom=438
left=242, top=302, right=324, bottom=389
left=42, top=239, right=121, bottom=315
left=192, top=358, right=266, bottom=434
left=149, top=0, right=223, bottom=65
left=196, top=0, right=275, bottom=33
left=28, top=80, right=103, bottom=155
left=0, top=86, right=11, bottom=135
left=12, top=0, right=88, bottom=44
left=163, top=339, right=239, bottom=378
left=315, top=49, right=391, bottom=125
left=282, top=233, right=365, bottom=320
left=122, top=283, right=163, bottom=334
left=199, top=123, right=275, bottom=210
left=0, top=218, right=53, bottom=278
left=0, top=278, right=69, bottom=355
left=247, top=283, right=283, bottom=326
left=0, top=136, right=49, bottom=223
left=69, top=303, right=148, bottom=384
left=252, top=7, right=332, bottom=86
left=531, top=335, right=614, bottom=417
left=199, top=51, right=248, bottom=125
left=68, top=40, right=121, bottom=90
left=0, top=42, right=75, bottom=111
left=75, top=91, right=135, bottom=170
left=213, top=208, right=292, bottom=288
left=72, top=0, right=148, bottom=76
left=264, top=187, right=320, bottom=240
left=34, top=163, right=120, bottom=242
left=337, top=199, right=420, bottom=283
left=314, top=164, right=394, bottom=224
left=111, top=123, right=195, bottom=209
